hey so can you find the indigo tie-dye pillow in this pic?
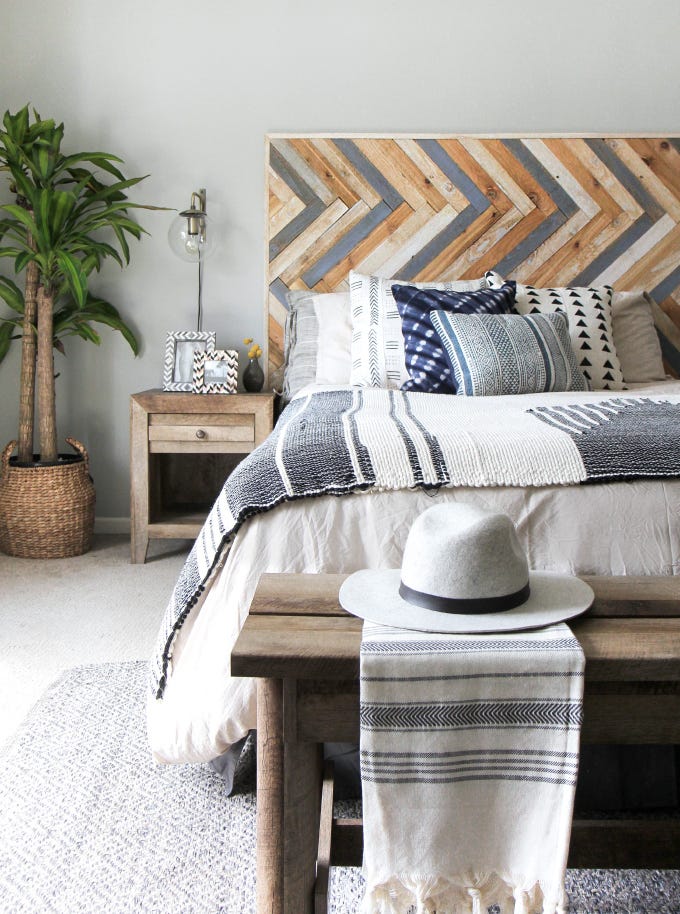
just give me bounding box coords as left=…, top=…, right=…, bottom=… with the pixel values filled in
left=392, top=282, right=516, bottom=394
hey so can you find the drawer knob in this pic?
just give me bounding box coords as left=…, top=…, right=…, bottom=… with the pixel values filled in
left=195, top=429, right=207, bottom=439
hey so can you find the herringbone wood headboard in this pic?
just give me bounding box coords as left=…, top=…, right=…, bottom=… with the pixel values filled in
left=265, top=134, right=680, bottom=376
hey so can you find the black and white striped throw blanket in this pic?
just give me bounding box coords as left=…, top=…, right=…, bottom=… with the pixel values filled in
left=360, top=621, right=585, bottom=914
left=151, top=389, right=680, bottom=697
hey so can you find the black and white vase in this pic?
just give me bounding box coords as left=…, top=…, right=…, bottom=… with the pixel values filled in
left=243, top=357, right=265, bottom=393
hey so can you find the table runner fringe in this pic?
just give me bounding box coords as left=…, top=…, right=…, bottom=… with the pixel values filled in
left=361, top=872, right=567, bottom=914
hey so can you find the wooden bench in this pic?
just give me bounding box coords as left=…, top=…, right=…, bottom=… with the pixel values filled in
left=231, top=573, right=680, bottom=914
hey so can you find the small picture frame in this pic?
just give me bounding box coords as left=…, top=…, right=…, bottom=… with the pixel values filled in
left=162, top=330, right=217, bottom=391
left=192, top=348, right=239, bottom=394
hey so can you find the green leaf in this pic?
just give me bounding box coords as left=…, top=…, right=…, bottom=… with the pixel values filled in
left=0, top=275, right=24, bottom=312
left=49, top=189, right=77, bottom=236
left=0, top=203, right=40, bottom=239
left=0, top=321, right=15, bottom=362
left=59, top=152, right=126, bottom=182
left=56, top=251, right=87, bottom=307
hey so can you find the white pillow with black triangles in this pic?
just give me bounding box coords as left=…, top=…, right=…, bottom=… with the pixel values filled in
left=485, top=271, right=626, bottom=390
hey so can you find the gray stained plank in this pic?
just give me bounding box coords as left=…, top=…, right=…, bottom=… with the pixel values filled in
left=502, top=138, right=579, bottom=219
left=494, top=209, right=566, bottom=278
left=416, top=139, right=491, bottom=214
left=569, top=214, right=654, bottom=287
left=585, top=139, right=667, bottom=222
left=396, top=204, right=485, bottom=282
left=301, top=202, right=392, bottom=289
left=332, top=139, right=404, bottom=212
left=269, top=198, right=326, bottom=262
left=650, top=262, right=680, bottom=303
left=269, top=277, right=291, bottom=308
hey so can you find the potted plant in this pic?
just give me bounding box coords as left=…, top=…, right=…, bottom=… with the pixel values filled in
left=0, top=105, right=151, bottom=558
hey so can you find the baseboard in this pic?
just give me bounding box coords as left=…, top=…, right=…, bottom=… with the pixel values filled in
left=94, top=516, right=131, bottom=535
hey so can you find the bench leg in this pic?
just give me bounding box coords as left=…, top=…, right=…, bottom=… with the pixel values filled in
left=256, top=678, right=284, bottom=914
left=283, top=681, right=323, bottom=914
left=256, top=678, right=324, bottom=914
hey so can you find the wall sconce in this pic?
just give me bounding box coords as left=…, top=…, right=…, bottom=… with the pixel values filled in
left=168, top=188, right=215, bottom=332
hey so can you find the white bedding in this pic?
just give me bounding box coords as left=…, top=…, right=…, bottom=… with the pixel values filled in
left=148, top=381, right=680, bottom=765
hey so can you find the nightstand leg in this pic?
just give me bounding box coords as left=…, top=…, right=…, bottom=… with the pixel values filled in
left=130, top=399, right=150, bottom=564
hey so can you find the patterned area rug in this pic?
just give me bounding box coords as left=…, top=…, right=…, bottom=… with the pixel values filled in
left=0, top=662, right=677, bottom=914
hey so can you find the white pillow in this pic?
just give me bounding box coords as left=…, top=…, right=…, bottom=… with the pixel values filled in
left=611, top=290, right=666, bottom=383
left=349, top=271, right=486, bottom=388
left=486, top=271, right=625, bottom=391
left=283, top=290, right=351, bottom=399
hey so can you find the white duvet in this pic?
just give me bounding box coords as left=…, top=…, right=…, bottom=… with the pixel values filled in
left=148, top=381, right=680, bottom=765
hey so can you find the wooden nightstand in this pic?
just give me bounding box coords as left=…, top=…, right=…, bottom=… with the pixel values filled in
left=129, top=389, right=275, bottom=563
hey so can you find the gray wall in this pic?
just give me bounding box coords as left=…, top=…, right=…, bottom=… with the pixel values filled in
left=1, top=0, right=679, bottom=521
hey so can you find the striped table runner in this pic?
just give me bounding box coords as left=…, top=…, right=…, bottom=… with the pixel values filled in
left=359, top=622, right=585, bottom=914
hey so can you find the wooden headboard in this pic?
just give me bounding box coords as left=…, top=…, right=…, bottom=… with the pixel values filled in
left=265, top=134, right=680, bottom=376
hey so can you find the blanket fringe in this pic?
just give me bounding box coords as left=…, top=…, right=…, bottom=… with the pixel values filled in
left=360, top=872, right=566, bottom=914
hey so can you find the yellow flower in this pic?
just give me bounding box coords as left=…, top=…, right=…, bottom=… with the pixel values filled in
left=243, top=337, right=253, bottom=345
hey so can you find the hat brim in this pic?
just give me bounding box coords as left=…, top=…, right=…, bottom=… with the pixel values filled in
left=339, top=570, right=593, bottom=633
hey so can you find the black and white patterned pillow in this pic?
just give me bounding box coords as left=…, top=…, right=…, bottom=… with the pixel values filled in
left=392, top=283, right=516, bottom=394
left=348, top=271, right=486, bottom=389
left=432, top=310, right=589, bottom=397
left=485, top=271, right=625, bottom=390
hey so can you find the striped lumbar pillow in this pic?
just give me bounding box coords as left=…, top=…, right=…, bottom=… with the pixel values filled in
left=431, top=310, right=590, bottom=396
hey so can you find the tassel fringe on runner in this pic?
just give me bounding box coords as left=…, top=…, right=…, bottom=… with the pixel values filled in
left=361, top=873, right=568, bottom=914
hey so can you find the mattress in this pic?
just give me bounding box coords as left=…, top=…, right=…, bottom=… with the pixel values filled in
left=147, top=381, right=680, bottom=765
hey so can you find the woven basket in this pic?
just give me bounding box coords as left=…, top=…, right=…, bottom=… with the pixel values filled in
left=0, top=438, right=95, bottom=558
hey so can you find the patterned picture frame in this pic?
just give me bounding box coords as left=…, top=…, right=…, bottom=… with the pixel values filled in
left=192, top=348, right=239, bottom=394
left=162, top=330, right=217, bottom=391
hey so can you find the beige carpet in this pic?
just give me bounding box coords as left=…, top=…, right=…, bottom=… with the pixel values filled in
left=0, top=535, right=187, bottom=749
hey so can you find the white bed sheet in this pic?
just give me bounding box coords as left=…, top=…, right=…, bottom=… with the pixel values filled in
left=148, top=381, right=680, bottom=765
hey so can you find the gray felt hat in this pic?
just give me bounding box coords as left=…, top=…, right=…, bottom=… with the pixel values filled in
left=339, top=503, right=593, bottom=633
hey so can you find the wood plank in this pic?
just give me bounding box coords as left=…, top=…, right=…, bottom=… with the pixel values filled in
left=568, top=138, right=643, bottom=220
left=232, top=615, right=680, bottom=682
left=129, top=398, right=150, bottom=564
left=292, top=681, right=680, bottom=744
left=147, top=518, right=204, bottom=539
left=457, top=138, right=537, bottom=216
left=280, top=200, right=370, bottom=287
left=356, top=203, right=443, bottom=279
left=329, top=818, right=680, bottom=870
left=413, top=206, right=509, bottom=283
left=592, top=213, right=676, bottom=287
left=256, top=678, right=284, bottom=914
left=251, top=573, right=680, bottom=616
left=270, top=199, right=349, bottom=280
left=313, top=762, right=335, bottom=914
left=283, top=680, right=323, bottom=914
left=131, top=390, right=274, bottom=413
left=483, top=138, right=559, bottom=217
left=434, top=206, right=524, bottom=282
left=605, top=138, right=680, bottom=221
left=317, top=201, right=414, bottom=291
left=148, top=413, right=255, bottom=428
left=615, top=221, right=680, bottom=292
left=395, top=138, right=471, bottom=211
left=309, top=138, right=382, bottom=208
left=288, top=139, right=360, bottom=208
left=149, top=440, right=256, bottom=455
left=628, top=138, right=680, bottom=201
left=354, top=138, right=450, bottom=213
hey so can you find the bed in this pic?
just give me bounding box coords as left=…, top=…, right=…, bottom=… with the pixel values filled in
left=147, top=134, right=680, bottom=771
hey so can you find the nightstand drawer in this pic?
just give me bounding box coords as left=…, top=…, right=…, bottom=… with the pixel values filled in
left=149, top=416, right=255, bottom=444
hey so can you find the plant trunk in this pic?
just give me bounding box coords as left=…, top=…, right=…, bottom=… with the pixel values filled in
left=36, top=284, right=58, bottom=463
left=17, top=253, right=39, bottom=464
